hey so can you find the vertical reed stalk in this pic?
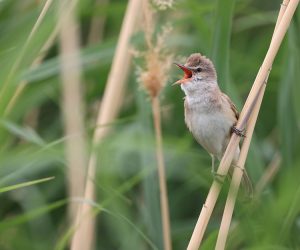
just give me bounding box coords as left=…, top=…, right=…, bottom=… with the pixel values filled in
left=58, top=0, right=87, bottom=226
left=87, top=0, right=108, bottom=44
left=151, top=96, right=172, bottom=250
left=187, top=0, right=299, bottom=249
left=70, top=1, right=142, bottom=249
left=216, top=1, right=291, bottom=249
left=138, top=1, right=173, bottom=248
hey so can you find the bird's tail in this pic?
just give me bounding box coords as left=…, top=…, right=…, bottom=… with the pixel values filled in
left=228, top=167, right=253, bottom=198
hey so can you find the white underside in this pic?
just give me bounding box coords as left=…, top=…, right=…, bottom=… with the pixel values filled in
left=181, top=78, right=240, bottom=163
left=185, top=96, right=240, bottom=163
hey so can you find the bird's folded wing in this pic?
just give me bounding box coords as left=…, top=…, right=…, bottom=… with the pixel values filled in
left=221, top=92, right=239, bottom=120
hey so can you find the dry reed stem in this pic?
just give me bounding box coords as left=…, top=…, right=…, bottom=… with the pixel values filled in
left=139, top=1, right=173, bottom=248
left=187, top=0, right=298, bottom=249
left=87, top=0, right=108, bottom=44
left=216, top=1, right=291, bottom=248
left=152, top=96, right=172, bottom=250
left=59, top=0, right=87, bottom=223
left=70, top=1, right=142, bottom=249
left=255, top=153, right=281, bottom=194
left=0, top=0, right=54, bottom=111
left=142, top=0, right=154, bottom=49
left=215, top=85, right=266, bottom=250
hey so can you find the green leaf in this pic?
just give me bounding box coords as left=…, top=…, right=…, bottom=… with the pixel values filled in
left=0, top=176, right=54, bottom=194
left=0, top=119, right=45, bottom=146
left=211, top=0, right=236, bottom=91
left=0, top=199, right=66, bottom=230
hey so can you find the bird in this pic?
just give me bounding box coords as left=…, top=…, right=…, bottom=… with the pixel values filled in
left=174, top=53, right=252, bottom=193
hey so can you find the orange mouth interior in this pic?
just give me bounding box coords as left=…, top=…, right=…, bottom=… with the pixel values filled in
left=178, top=67, right=193, bottom=83
left=183, top=69, right=192, bottom=79
left=174, top=63, right=193, bottom=84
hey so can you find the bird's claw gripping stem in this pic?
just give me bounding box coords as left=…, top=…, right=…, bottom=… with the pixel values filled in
left=231, top=126, right=246, bottom=137
left=211, top=171, right=226, bottom=184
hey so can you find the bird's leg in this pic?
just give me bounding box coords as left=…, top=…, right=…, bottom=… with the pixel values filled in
left=210, top=154, right=215, bottom=174
left=210, top=154, right=225, bottom=184
left=231, top=126, right=246, bottom=137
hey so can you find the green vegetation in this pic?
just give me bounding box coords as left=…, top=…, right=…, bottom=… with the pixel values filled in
left=0, top=0, right=299, bottom=249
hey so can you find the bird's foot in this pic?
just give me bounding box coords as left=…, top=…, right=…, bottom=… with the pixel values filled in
left=231, top=126, right=246, bottom=137
left=211, top=170, right=226, bottom=184
left=233, top=164, right=245, bottom=173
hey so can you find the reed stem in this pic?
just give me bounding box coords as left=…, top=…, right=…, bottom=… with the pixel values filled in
left=215, top=85, right=265, bottom=249
left=187, top=0, right=299, bottom=249
left=70, top=0, right=142, bottom=249
left=216, top=1, right=291, bottom=249
left=58, top=0, right=87, bottom=232
left=151, top=96, right=172, bottom=250
left=87, top=0, right=108, bottom=44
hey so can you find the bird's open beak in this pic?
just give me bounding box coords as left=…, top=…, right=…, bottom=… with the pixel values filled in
left=173, top=63, right=193, bottom=85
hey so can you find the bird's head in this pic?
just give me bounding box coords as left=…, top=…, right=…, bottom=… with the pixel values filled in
left=174, top=53, right=217, bottom=94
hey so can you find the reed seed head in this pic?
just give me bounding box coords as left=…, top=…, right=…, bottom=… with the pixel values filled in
left=137, top=24, right=173, bottom=98
left=153, top=0, right=174, bottom=10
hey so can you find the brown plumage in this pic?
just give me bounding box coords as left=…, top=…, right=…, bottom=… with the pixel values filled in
left=175, top=53, right=252, bottom=194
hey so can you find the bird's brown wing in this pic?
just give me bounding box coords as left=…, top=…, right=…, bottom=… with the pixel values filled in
left=221, top=93, right=239, bottom=120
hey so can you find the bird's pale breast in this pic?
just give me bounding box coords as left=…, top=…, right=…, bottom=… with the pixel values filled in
left=184, top=97, right=235, bottom=159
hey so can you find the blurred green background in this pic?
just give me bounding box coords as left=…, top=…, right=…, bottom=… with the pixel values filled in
left=0, top=0, right=300, bottom=249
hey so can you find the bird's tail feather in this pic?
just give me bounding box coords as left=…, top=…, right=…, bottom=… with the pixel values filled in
left=228, top=167, right=253, bottom=198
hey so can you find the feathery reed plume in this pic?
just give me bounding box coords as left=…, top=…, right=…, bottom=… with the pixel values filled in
left=71, top=1, right=142, bottom=250
left=136, top=1, right=173, bottom=249
left=58, top=0, right=87, bottom=223
left=138, top=23, right=173, bottom=97
left=153, top=0, right=174, bottom=10
left=187, top=0, right=298, bottom=249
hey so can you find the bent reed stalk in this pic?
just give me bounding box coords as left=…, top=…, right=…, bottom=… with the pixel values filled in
left=187, top=0, right=299, bottom=249
left=215, top=1, right=291, bottom=248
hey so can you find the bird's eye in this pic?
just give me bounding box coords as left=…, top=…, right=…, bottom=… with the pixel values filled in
left=195, top=67, right=202, bottom=73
